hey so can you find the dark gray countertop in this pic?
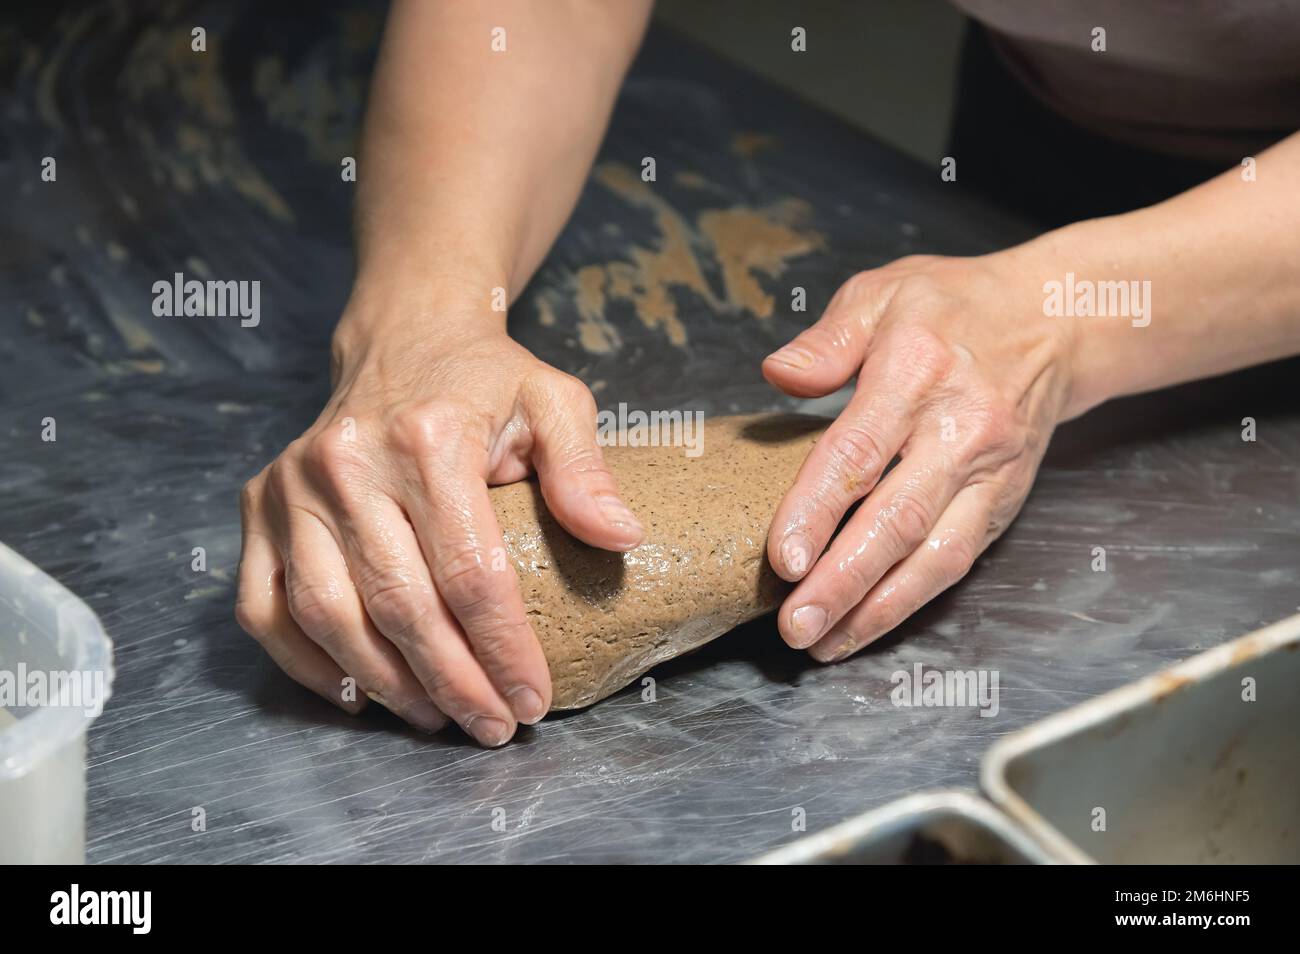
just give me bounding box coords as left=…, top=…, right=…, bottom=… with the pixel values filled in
left=2, top=1, right=1297, bottom=863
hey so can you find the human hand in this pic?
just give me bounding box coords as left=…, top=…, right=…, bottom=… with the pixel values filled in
left=762, top=251, right=1074, bottom=660
left=235, top=319, right=642, bottom=745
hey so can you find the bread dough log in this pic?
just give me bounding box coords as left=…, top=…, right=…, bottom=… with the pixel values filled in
left=490, top=413, right=829, bottom=710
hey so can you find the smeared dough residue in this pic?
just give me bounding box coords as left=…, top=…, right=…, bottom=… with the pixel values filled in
left=538, top=162, right=821, bottom=354
left=699, top=203, right=820, bottom=320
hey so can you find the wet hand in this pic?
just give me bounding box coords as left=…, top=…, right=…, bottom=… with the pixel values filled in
left=235, top=326, right=641, bottom=745
left=762, top=252, right=1074, bottom=661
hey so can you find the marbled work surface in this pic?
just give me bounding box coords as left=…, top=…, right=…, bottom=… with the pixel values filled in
left=1, top=2, right=1296, bottom=863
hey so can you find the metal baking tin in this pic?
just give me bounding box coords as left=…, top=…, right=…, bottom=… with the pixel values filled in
left=981, top=614, right=1300, bottom=864
left=750, top=790, right=1060, bottom=864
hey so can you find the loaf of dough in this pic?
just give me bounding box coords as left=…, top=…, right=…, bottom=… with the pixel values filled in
left=490, top=413, right=829, bottom=710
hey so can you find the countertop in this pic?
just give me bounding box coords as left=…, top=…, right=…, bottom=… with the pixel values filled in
left=2, top=1, right=1297, bottom=863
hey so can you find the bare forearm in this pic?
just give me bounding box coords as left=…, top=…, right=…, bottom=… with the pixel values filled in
left=1013, top=131, right=1300, bottom=419
left=341, top=0, right=651, bottom=348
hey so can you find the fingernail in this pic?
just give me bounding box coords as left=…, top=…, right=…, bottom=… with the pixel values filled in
left=781, top=532, right=812, bottom=577
left=767, top=346, right=815, bottom=369
left=404, top=699, right=446, bottom=734
left=465, top=715, right=512, bottom=748
left=597, top=495, right=643, bottom=533
left=813, top=630, right=856, bottom=663
left=790, top=604, right=828, bottom=648
left=831, top=638, right=858, bottom=661
left=507, top=686, right=547, bottom=725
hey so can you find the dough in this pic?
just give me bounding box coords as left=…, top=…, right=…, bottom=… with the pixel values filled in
left=490, top=413, right=828, bottom=710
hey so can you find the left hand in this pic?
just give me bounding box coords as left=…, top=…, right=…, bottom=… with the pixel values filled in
left=762, top=251, right=1075, bottom=661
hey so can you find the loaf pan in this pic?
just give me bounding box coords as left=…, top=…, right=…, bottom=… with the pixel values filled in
left=750, top=790, right=1060, bottom=864
left=981, top=614, right=1300, bottom=864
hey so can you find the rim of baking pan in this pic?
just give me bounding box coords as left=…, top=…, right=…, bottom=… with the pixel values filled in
left=0, top=542, right=116, bottom=781
left=748, top=789, right=1064, bottom=864
left=979, top=613, right=1300, bottom=864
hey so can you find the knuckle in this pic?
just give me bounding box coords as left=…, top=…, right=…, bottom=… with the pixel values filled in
left=436, top=551, right=496, bottom=615
left=838, top=554, right=878, bottom=597
left=871, top=595, right=908, bottom=634
left=961, top=397, right=1028, bottom=465
left=555, top=371, right=597, bottom=409
left=830, top=541, right=886, bottom=597
left=388, top=402, right=465, bottom=458
left=827, top=422, right=887, bottom=486
left=302, top=430, right=361, bottom=497
left=465, top=618, right=531, bottom=661
left=360, top=570, right=430, bottom=642
left=281, top=435, right=313, bottom=467
left=286, top=582, right=348, bottom=646
left=304, top=427, right=352, bottom=470
left=837, top=269, right=880, bottom=305
left=896, top=326, right=956, bottom=385
left=884, top=493, right=932, bottom=552
left=389, top=407, right=438, bottom=456
left=930, top=532, right=977, bottom=582
left=263, top=458, right=294, bottom=503
left=528, top=368, right=597, bottom=419
left=419, top=666, right=476, bottom=719
left=824, top=272, right=884, bottom=330
left=972, top=418, right=1017, bottom=460
left=894, top=272, right=944, bottom=307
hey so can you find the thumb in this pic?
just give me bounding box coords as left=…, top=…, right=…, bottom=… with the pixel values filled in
left=762, top=271, right=889, bottom=397
left=526, top=374, right=644, bottom=552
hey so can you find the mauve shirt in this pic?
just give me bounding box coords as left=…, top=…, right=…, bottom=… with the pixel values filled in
left=949, top=0, right=1300, bottom=161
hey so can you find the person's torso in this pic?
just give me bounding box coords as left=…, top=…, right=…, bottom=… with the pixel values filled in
left=949, top=0, right=1300, bottom=160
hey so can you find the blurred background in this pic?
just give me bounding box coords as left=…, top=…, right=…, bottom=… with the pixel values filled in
left=657, top=0, right=963, bottom=162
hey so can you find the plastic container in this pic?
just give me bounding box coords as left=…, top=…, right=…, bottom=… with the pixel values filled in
left=750, top=791, right=1060, bottom=864
left=0, top=542, right=114, bottom=864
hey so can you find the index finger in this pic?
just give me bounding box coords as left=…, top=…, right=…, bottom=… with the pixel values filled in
left=767, top=334, right=944, bottom=583
left=405, top=445, right=553, bottom=723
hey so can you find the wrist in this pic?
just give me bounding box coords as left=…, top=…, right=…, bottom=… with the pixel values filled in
left=1003, top=218, right=1144, bottom=421
left=332, top=263, right=512, bottom=371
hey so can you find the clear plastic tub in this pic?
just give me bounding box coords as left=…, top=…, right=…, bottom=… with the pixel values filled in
left=0, top=542, right=114, bottom=863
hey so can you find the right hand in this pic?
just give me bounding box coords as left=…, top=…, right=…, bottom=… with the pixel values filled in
left=235, top=323, right=643, bottom=746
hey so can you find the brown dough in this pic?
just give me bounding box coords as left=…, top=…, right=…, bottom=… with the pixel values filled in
left=490, top=413, right=829, bottom=710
